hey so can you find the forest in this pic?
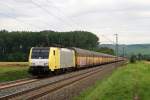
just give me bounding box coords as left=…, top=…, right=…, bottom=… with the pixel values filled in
left=0, top=30, right=114, bottom=61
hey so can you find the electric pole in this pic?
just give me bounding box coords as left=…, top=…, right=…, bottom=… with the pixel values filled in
left=114, top=34, right=118, bottom=59
left=122, top=46, right=125, bottom=57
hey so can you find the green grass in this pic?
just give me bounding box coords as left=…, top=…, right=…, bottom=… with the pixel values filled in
left=0, top=66, right=30, bottom=82
left=75, top=62, right=150, bottom=100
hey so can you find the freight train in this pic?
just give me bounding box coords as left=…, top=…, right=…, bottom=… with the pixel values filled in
left=28, top=47, right=124, bottom=76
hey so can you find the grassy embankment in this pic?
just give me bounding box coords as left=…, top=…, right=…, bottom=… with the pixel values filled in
left=75, top=61, right=150, bottom=100
left=0, top=62, right=30, bottom=82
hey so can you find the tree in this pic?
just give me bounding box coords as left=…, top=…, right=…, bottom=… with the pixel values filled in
left=137, top=53, right=143, bottom=61
left=89, top=47, right=115, bottom=55
left=0, top=30, right=99, bottom=61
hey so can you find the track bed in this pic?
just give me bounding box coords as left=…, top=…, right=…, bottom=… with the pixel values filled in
left=0, top=61, right=125, bottom=100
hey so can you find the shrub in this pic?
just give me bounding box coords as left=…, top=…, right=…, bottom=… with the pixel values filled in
left=130, top=55, right=137, bottom=63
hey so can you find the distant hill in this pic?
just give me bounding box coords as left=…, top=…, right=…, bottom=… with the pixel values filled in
left=99, top=44, right=150, bottom=56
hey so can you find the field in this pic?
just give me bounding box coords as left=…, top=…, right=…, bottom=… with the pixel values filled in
left=0, top=62, right=30, bottom=82
left=75, top=61, right=150, bottom=100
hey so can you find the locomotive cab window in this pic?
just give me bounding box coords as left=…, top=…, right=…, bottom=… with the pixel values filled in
left=31, top=48, right=49, bottom=59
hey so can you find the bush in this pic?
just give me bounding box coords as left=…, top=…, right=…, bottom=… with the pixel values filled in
left=130, top=55, right=137, bottom=63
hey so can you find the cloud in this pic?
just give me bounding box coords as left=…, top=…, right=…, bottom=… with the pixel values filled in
left=0, top=0, right=150, bottom=44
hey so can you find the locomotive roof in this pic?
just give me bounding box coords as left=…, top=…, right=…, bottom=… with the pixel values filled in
left=72, top=47, right=115, bottom=57
left=32, top=47, right=50, bottom=49
left=31, top=47, right=116, bottom=57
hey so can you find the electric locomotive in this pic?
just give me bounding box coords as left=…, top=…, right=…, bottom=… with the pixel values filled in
left=28, top=47, right=122, bottom=76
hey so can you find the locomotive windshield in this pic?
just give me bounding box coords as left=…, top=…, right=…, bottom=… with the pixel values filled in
left=31, top=47, right=49, bottom=59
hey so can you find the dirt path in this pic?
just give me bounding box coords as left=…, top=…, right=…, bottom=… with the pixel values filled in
left=0, top=62, right=28, bottom=67
left=144, top=61, right=150, bottom=64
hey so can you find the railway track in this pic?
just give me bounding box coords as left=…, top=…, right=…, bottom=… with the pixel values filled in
left=0, top=78, right=38, bottom=90
left=0, top=61, right=125, bottom=100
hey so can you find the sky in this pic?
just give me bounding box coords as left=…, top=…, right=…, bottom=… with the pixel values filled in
left=0, top=0, right=150, bottom=44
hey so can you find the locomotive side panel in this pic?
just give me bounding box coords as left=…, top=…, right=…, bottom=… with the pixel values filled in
left=49, top=47, right=60, bottom=71
left=60, top=48, right=75, bottom=68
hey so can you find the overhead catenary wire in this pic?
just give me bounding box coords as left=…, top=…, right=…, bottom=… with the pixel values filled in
left=30, top=0, right=75, bottom=31
left=1, top=2, right=43, bottom=30
left=46, top=0, right=90, bottom=47
left=101, top=34, right=115, bottom=44
left=30, top=0, right=87, bottom=46
left=46, top=0, right=84, bottom=31
left=0, top=3, right=41, bottom=31
left=3, top=0, right=88, bottom=32
left=1, top=1, right=63, bottom=46
left=12, top=0, right=63, bottom=32
left=101, top=34, right=128, bottom=57
left=0, top=2, right=60, bottom=31
left=100, top=34, right=119, bottom=56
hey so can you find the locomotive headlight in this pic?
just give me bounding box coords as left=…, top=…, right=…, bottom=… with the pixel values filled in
left=44, top=63, right=48, bottom=66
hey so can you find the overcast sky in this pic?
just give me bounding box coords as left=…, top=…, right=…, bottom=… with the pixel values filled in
left=0, top=0, right=150, bottom=44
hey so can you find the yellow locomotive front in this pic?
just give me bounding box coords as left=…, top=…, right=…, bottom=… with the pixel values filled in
left=28, top=47, right=76, bottom=76
left=28, top=47, right=50, bottom=76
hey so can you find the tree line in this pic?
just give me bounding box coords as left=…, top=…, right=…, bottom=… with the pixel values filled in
left=0, top=30, right=114, bottom=61
left=130, top=53, right=150, bottom=63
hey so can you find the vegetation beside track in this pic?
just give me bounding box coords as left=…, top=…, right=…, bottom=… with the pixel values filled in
left=75, top=61, right=150, bottom=100
left=0, top=65, right=30, bottom=82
